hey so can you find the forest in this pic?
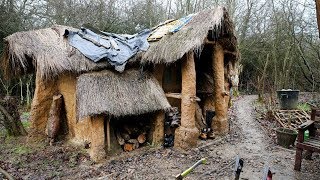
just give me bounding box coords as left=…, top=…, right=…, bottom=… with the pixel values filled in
left=0, top=0, right=319, bottom=105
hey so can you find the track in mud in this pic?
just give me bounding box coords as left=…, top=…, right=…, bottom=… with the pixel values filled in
left=1, top=95, right=320, bottom=179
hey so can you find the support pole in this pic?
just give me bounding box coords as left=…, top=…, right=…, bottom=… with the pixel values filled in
left=106, top=117, right=111, bottom=151
left=175, top=51, right=198, bottom=149
left=150, top=111, right=165, bottom=146
left=89, top=116, right=106, bottom=162
left=212, top=43, right=229, bottom=134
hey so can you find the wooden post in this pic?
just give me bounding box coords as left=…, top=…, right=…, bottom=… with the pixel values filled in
left=150, top=111, right=165, bottom=146
left=106, top=117, right=111, bottom=151
left=294, top=131, right=304, bottom=171
left=212, top=43, right=229, bottom=134
left=89, top=116, right=106, bottom=162
left=174, top=51, right=198, bottom=149
left=46, top=94, right=63, bottom=145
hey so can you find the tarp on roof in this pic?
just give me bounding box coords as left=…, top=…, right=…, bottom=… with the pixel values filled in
left=66, top=28, right=151, bottom=72
left=148, top=14, right=195, bottom=42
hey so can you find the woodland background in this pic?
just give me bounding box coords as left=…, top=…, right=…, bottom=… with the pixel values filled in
left=0, top=0, right=319, bottom=107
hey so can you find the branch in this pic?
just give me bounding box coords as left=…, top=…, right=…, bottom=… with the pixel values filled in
left=0, top=104, right=15, bottom=126
left=297, top=60, right=320, bottom=88
left=0, top=167, right=14, bottom=180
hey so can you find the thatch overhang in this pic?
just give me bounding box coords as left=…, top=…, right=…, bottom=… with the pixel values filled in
left=76, top=69, right=171, bottom=119
left=140, top=6, right=238, bottom=65
left=1, top=25, right=114, bottom=80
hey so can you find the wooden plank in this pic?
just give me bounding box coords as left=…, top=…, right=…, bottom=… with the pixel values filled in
left=297, top=143, right=320, bottom=153
left=305, top=140, right=320, bottom=147
left=165, top=93, right=182, bottom=99
left=305, top=138, right=320, bottom=146
left=165, top=93, right=201, bottom=102
left=274, top=113, right=286, bottom=128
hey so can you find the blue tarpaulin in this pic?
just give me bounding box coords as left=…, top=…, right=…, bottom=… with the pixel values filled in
left=66, top=14, right=194, bottom=72
left=66, top=28, right=151, bottom=72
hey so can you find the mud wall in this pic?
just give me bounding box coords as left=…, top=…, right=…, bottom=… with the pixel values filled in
left=174, top=52, right=199, bottom=149
left=212, top=43, right=229, bottom=134
left=57, top=74, right=92, bottom=143
left=29, top=71, right=58, bottom=140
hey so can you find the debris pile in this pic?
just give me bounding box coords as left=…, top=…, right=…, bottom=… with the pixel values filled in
left=271, top=110, right=310, bottom=129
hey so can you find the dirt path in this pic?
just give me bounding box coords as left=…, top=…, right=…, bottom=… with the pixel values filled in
left=204, top=95, right=319, bottom=179
left=1, top=95, right=320, bottom=179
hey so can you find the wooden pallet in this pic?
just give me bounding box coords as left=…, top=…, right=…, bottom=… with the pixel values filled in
left=273, top=110, right=310, bottom=129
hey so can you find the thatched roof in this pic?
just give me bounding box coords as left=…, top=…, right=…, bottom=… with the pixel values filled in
left=1, top=6, right=238, bottom=80
left=76, top=69, right=171, bottom=119
left=1, top=25, right=112, bottom=80
left=140, top=6, right=237, bottom=64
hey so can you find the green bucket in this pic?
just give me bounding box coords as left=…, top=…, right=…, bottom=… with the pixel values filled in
left=276, top=128, right=297, bottom=148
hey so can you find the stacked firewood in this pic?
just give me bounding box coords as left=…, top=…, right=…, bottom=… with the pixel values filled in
left=164, top=107, right=181, bottom=147
left=165, top=107, right=181, bottom=128
left=272, top=110, right=310, bottom=129
left=115, top=124, right=147, bottom=152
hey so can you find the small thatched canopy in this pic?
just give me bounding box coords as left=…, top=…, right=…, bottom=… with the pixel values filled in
left=1, top=6, right=238, bottom=80
left=76, top=69, right=171, bottom=119
left=141, top=6, right=237, bottom=64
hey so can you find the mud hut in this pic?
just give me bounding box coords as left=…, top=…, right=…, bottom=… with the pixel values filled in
left=1, top=6, right=239, bottom=160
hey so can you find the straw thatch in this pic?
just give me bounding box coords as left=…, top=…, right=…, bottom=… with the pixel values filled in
left=1, top=25, right=112, bottom=80
left=141, top=6, right=237, bottom=64
left=76, top=69, right=171, bottom=119
left=1, top=6, right=238, bottom=80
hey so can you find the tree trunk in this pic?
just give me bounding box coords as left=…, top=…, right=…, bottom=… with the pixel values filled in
left=316, top=0, right=320, bottom=37
left=0, top=96, right=27, bottom=136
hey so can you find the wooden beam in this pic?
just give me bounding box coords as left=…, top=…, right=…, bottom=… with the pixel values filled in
left=165, top=93, right=200, bottom=101
left=106, top=117, right=111, bottom=151
left=165, top=93, right=182, bottom=99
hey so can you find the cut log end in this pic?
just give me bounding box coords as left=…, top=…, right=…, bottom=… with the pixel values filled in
left=137, top=133, right=146, bottom=144
left=124, top=140, right=139, bottom=152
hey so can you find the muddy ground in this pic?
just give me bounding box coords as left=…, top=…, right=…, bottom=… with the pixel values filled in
left=1, top=95, right=320, bottom=179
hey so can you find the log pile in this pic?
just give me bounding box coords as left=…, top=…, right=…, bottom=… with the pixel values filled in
left=115, top=124, right=147, bottom=152
left=272, top=110, right=310, bottom=129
